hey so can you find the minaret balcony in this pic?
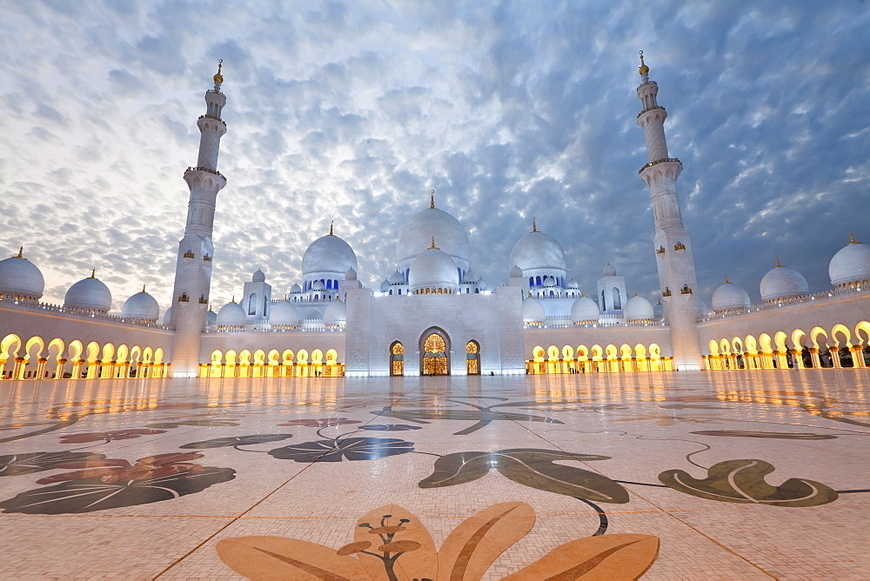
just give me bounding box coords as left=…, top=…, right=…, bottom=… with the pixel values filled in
left=638, top=157, right=681, bottom=175
left=185, top=166, right=226, bottom=179
left=198, top=114, right=226, bottom=126
left=637, top=105, right=665, bottom=118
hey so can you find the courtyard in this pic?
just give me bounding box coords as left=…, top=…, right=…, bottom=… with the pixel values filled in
left=0, top=370, right=868, bottom=579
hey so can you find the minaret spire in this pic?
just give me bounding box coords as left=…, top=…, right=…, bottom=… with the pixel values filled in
left=169, top=62, right=229, bottom=377
left=636, top=53, right=703, bottom=370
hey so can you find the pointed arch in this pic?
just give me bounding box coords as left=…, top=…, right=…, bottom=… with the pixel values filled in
left=420, top=327, right=450, bottom=376
left=390, top=341, right=404, bottom=376
left=466, top=340, right=481, bottom=375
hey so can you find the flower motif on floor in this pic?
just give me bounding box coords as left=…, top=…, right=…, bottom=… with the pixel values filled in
left=277, top=417, right=362, bottom=427
left=268, top=437, right=414, bottom=462
left=216, top=502, right=660, bottom=580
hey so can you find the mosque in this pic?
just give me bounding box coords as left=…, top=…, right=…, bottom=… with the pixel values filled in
left=0, top=56, right=868, bottom=380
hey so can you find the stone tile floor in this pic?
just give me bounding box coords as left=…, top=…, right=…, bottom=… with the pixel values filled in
left=0, top=369, right=868, bottom=579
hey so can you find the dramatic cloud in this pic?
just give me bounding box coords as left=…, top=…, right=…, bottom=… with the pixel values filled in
left=0, top=0, right=867, bottom=313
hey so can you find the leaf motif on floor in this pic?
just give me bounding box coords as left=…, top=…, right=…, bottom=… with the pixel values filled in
left=269, top=437, right=414, bottom=462
left=659, top=459, right=838, bottom=507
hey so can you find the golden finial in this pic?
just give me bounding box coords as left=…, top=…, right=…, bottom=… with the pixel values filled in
left=633, top=290, right=639, bottom=297
left=532, top=217, right=537, bottom=232
left=141, top=284, right=146, bottom=293
left=724, top=275, right=731, bottom=284
left=849, top=233, right=860, bottom=245
left=774, top=257, right=783, bottom=268
left=429, top=236, right=438, bottom=249
left=15, top=246, right=23, bottom=258
left=429, top=190, right=436, bottom=209
left=231, top=294, right=236, bottom=303
left=213, top=59, right=224, bottom=84
left=89, top=269, right=96, bottom=279
left=638, top=50, right=649, bottom=76
left=329, top=220, right=334, bottom=236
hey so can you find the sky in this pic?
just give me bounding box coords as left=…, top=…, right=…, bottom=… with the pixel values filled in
left=1, top=0, right=868, bottom=314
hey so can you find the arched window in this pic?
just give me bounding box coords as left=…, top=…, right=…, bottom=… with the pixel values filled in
left=601, top=289, right=606, bottom=310
left=263, top=295, right=269, bottom=317
left=536, top=276, right=542, bottom=286
left=466, top=340, right=480, bottom=375
left=421, top=331, right=449, bottom=375
left=529, top=277, right=534, bottom=286
left=390, top=342, right=404, bottom=376
left=612, top=288, right=621, bottom=310
left=248, top=293, right=257, bottom=315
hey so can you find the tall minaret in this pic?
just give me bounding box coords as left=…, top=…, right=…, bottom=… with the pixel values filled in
left=169, top=61, right=228, bottom=377
left=635, top=52, right=703, bottom=370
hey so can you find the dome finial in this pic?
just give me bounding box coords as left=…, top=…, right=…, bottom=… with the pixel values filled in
left=724, top=274, right=731, bottom=284
left=142, top=284, right=146, bottom=293
left=329, top=220, right=334, bottom=236
left=849, top=232, right=859, bottom=245
left=231, top=294, right=236, bottom=303
left=429, top=236, right=438, bottom=249
left=775, top=257, right=783, bottom=268
left=638, top=50, right=649, bottom=79
left=430, top=189, right=436, bottom=209
left=89, top=268, right=96, bottom=279
left=16, top=246, right=23, bottom=258
left=213, top=59, right=224, bottom=86
left=532, top=217, right=537, bottom=232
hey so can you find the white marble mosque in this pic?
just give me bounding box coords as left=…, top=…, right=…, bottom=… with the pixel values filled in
left=1, top=55, right=868, bottom=380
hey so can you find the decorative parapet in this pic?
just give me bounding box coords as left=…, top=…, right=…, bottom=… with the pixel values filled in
left=697, top=285, right=868, bottom=322
left=637, top=105, right=666, bottom=118
left=638, top=157, right=681, bottom=174
left=198, top=114, right=226, bottom=126
left=0, top=296, right=171, bottom=330
left=185, top=166, right=226, bottom=180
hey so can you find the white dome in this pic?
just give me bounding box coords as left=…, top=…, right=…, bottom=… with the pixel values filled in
left=252, top=269, right=266, bottom=283
left=345, top=267, right=357, bottom=281
left=408, top=246, right=460, bottom=292
left=389, top=270, right=404, bottom=285
left=397, top=206, right=470, bottom=268
left=312, top=280, right=325, bottom=291
left=0, top=249, right=44, bottom=300
left=829, top=236, right=870, bottom=287
left=379, top=279, right=390, bottom=292
left=602, top=263, right=617, bottom=276
left=302, top=234, right=358, bottom=276
left=216, top=301, right=246, bottom=327
left=624, top=295, right=655, bottom=320
left=121, top=290, right=159, bottom=321
left=64, top=274, right=112, bottom=312
left=464, top=269, right=479, bottom=283
left=269, top=301, right=299, bottom=327
left=206, top=310, right=217, bottom=329
left=570, top=296, right=599, bottom=322
left=510, top=230, right=566, bottom=273
left=290, top=283, right=302, bottom=294
left=324, top=300, right=347, bottom=326
left=163, top=306, right=173, bottom=326
left=510, top=264, right=523, bottom=278
left=522, top=297, right=546, bottom=323
left=711, top=279, right=751, bottom=311
left=567, top=278, right=579, bottom=289
left=477, top=278, right=489, bottom=291
left=543, top=276, right=556, bottom=287
left=760, top=262, right=809, bottom=302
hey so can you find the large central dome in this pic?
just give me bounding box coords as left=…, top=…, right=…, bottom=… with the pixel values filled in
left=302, top=233, right=358, bottom=276
left=510, top=230, right=567, bottom=272
left=397, top=202, right=470, bottom=272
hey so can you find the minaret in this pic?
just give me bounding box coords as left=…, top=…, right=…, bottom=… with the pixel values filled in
left=635, top=52, right=703, bottom=370
left=169, top=61, right=228, bottom=377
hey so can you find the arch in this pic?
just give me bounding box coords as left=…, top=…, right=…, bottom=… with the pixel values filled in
left=115, top=344, right=130, bottom=378
left=281, top=349, right=294, bottom=377
left=758, top=333, right=774, bottom=369
left=855, top=321, right=870, bottom=346
left=46, top=338, right=65, bottom=379
left=325, top=348, right=340, bottom=377
left=253, top=349, right=266, bottom=377
left=20, top=335, right=45, bottom=379
left=224, top=350, right=238, bottom=378
left=831, top=324, right=853, bottom=368
left=612, top=288, right=621, bottom=310
left=239, top=350, right=252, bottom=377
left=209, top=350, right=223, bottom=378
left=561, top=345, right=575, bottom=374
left=420, top=328, right=450, bottom=376
left=590, top=344, right=604, bottom=373
left=311, top=349, right=324, bottom=377
left=648, top=343, right=662, bottom=371
left=296, top=349, right=309, bottom=377
left=390, top=341, right=405, bottom=376
left=546, top=345, right=560, bottom=374
left=635, top=343, right=649, bottom=372
left=248, top=293, right=257, bottom=315
left=466, top=340, right=480, bottom=375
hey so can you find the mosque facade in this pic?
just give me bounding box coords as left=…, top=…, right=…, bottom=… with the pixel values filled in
left=1, top=57, right=869, bottom=380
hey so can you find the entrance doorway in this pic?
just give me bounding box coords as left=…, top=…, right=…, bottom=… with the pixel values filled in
left=421, top=330, right=449, bottom=375
left=390, top=341, right=404, bottom=376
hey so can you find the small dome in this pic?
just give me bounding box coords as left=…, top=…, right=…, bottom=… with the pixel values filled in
left=543, top=276, right=556, bottom=287
left=64, top=273, right=112, bottom=312
left=711, top=278, right=751, bottom=311
left=397, top=206, right=470, bottom=269
left=510, top=264, right=523, bottom=278
left=567, top=278, right=579, bottom=289
left=121, top=289, right=159, bottom=321
left=624, top=295, right=654, bottom=320
left=477, top=278, right=489, bottom=291
left=302, top=233, right=358, bottom=276
left=163, top=306, right=173, bottom=326
left=379, top=279, right=390, bottom=292
left=510, top=230, right=567, bottom=272
left=216, top=301, right=246, bottom=327
left=0, top=248, right=44, bottom=300
left=522, top=297, right=546, bottom=323
left=312, top=280, right=325, bottom=291
left=324, top=300, right=347, bottom=326
left=409, top=246, right=460, bottom=292
left=829, top=235, right=870, bottom=287
left=206, top=309, right=217, bottom=327
left=389, top=270, right=404, bottom=285
left=602, top=263, right=617, bottom=276
left=345, top=267, right=357, bottom=281
left=252, top=268, right=266, bottom=283
left=463, top=269, right=479, bottom=283
left=760, top=260, right=809, bottom=302
left=290, top=283, right=302, bottom=294
left=269, top=301, right=299, bottom=327
left=570, top=296, right=600, bottom=322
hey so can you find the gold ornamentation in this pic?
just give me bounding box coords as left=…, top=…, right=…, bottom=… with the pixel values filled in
left=213, top=59, right=223, bottom=84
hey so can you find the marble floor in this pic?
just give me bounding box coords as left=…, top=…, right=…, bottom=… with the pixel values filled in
left=0, top=369, right=868, bottom=580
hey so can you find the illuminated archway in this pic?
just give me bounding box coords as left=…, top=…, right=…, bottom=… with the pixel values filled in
left=466, top=340, right=480, bottom=375
left=390, top=342, right=404, bottom=376
left=420, top=329, right=450, bottom=376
